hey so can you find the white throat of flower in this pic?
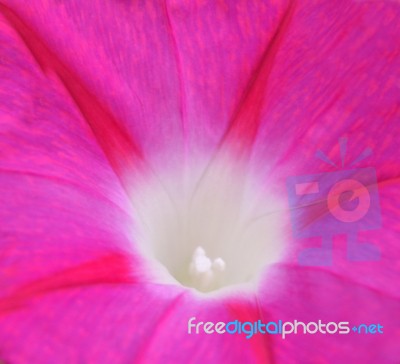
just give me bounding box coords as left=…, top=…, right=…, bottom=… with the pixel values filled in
left=130, top=153, right=285, bottom=294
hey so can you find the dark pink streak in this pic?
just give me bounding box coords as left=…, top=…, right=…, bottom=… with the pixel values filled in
left=220, top=1, right=296, bottom=156
left=225, top=300, right=273, bottom=364
left=0, top=253, right=135, bottom=315
left=0, top=3, right=144, bottom=190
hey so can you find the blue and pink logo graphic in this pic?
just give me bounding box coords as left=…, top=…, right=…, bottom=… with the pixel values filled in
left=287, top=138, right=381, bottom=266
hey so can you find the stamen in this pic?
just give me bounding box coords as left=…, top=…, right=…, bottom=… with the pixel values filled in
left=189, top=246, right=226, bottom=291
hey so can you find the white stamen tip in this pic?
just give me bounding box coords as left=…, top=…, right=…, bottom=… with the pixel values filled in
left=212, top=258, right=226, bottom=272
left=193, top=246, right=206, bottom=257
left=193, top=255, right=212, bottom=273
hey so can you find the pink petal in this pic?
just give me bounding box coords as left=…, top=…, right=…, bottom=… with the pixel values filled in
left=1, top=0, right=399, bottom=363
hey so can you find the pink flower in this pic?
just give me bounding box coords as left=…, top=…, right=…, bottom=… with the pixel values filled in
left=0, top=1, right=399, bottom=363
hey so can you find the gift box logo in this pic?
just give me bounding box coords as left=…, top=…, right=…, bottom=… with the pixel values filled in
left=287, top=138, right=381, bottom=266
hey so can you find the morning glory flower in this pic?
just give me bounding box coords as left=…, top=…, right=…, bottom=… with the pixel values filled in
left=0, top=0, right=399, bottom=363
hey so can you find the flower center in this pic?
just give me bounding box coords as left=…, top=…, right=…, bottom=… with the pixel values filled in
left=130, top=155, right=285, bottom=294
